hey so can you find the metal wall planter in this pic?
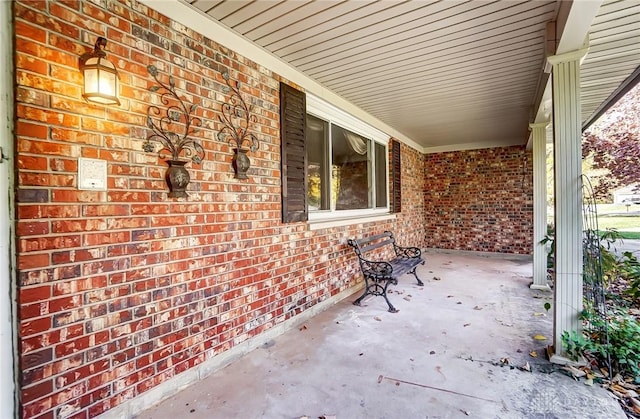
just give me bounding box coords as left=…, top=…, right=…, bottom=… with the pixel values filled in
left=217, top=73, right=259, bottom=179
left=142, top=65, right=205, bottom=197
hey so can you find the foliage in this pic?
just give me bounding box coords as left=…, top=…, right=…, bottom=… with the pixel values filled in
left=541, top=227, right=622, bottom=277
left=622, top=251, right=640, bottom=299
left=541, top=224, right=556, bottom=269
left=559, top=227, right=640, bottom=384
left=563, top=306, right=640, bottom=383
left=582, top=83, right=640, bottom=199
left=596, top=229, right=623, bottom=286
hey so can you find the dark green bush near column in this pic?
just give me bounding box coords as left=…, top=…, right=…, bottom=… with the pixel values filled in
left=558, top=228, right=640, bottom=384
left=622, top=252, right=640, bottom=299
left=563, top=306, right=640, bottom=383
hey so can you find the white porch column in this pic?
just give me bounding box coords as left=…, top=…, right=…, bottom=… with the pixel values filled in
left=548, top=48, right=588, bottom=361
left=530, top=122, right=551, bottom=291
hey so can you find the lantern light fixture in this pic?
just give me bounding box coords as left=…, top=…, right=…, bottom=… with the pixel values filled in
left=80, top=37, right=120, bottom=106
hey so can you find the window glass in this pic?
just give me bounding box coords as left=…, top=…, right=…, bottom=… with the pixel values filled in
left=332, top=125, right=371, bottom=210
left=305, top=114, right=388, bottom=214
left=375, top=142, right=388, bottom=208
left=305, top=97, right=389, bottom=217
left=306, top=114, right=329, bottom=211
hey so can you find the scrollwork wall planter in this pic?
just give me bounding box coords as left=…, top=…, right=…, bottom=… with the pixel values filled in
left=217, top=73, right=259, bottom=179
left=232, top=148, right=251, bottom=179
left=166, top=160, right=190, bottom=198
left=142, top=65, right=204, bottom=197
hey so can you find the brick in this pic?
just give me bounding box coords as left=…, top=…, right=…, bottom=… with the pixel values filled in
left=22, top=378, right=54, bottom=404
left=16, top=103, right=81, bottom=128
left=17, top=155, right=48, bottom=172
left=82, top=232, right=131, bottom=247
left=16, top=54, right=49, bottom=76
left=52, top=219, right=107, bottom=233
left=22, top=347, right=54, bottom=373
left=50, top=157, right=77, bottom=172
left=22, top=399, right=54, bottom=419
left=50, top=128, right=102, bottom=145
left=18, top=253, right=50, bottom=270
left=51, top=190, right=107, bottom=203
left=17, top=120, right=49, bottom=139
left=20, top=234, right=81, bottom=252
left=20, top=285, right=52, bottom=304
left=82, top=204, right=130, bottom=217
left=52, top=248, right=105, bottom=265
left=17, top=188, right=49, bottom=203
left=17, top=220, right=49, bottom=237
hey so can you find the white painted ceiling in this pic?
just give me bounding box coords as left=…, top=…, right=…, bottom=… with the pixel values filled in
left=182, top=0, right=640, bottom=152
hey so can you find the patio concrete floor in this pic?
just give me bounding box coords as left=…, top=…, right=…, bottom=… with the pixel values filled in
left=137, top=251, right=626, bottom=419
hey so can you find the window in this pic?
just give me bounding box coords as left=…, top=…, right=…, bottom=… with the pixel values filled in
left=306, top=95, right=389, bottom=219
left=280, top=85, right=393, bottom=224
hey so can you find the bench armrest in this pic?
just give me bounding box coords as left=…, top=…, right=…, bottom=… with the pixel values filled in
left=393, top=244, right=421, bottom=259
left=359, top=259, right=393, bottom=278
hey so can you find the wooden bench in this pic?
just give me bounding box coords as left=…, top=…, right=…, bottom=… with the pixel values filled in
left=347, top=231, right=425, bottom=313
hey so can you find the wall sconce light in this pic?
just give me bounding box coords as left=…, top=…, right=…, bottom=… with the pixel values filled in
left=80, top=37, right=120, bottom=106
left=217, top=73, right=259, bottom=179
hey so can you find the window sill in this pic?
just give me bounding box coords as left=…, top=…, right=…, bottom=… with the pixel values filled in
left=308, top=213, right=396, bottom=231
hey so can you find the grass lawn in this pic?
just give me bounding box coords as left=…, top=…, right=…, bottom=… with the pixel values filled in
left=596, top=204, right=640, bottom=239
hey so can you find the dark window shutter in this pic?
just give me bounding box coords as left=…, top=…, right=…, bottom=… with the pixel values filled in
left=391, top=139, right=401, bottom=213
left=280, top=82, right=307, bottom=223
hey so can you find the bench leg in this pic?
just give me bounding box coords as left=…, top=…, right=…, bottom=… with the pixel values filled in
left=409, top=260, right=425, bottom=286
left=353, top=287, right=368, bottom=307
left=353, top=278, right=399, bottom=313
left=382, top=280, right=399, bottom=313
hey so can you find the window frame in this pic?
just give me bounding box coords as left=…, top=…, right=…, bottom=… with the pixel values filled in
left=306, top=94, right=391, bottom=222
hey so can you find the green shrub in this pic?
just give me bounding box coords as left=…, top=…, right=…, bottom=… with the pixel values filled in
left=622, top=251, right=640, bottom=299
left=552, top=228, right=640, bottom=382
left=563, top=306, right=640, bottom=383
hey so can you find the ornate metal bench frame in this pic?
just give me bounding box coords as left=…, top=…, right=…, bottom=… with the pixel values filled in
left=347, top=231, right=425, bottom=313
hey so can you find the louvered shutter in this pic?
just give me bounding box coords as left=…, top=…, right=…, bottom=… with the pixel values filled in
left=391, top=139, right=402, bottom=213
left=280, top=83, right=307, bottom=223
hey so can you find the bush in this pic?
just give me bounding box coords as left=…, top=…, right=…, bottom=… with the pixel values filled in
left=559, top=228, right=640, bottom=382
left=622, top=251, right=640, bottom=299
left=563, top=306, right=640, bottom=383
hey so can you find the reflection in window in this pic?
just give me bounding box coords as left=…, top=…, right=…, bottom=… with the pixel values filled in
left=333, top=125, right=370, bottom=210
left=306, top=115, right=329, bottom=210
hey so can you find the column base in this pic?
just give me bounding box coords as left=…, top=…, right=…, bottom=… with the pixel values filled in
left=530, top=283, right=551, bottom=291
left=550, top=353, right=586, bottom=366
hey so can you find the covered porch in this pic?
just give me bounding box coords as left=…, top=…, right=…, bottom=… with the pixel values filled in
left=2, top=1, right=640, bottom=418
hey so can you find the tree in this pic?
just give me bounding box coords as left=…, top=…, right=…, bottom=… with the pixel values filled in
left=582, top=82, right=640, bottom=200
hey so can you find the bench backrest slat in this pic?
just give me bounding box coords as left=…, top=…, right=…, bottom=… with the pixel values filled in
left=359, top=239, right=392, bottom=254
left=351, top=231, right=392, bottom=246
left=348, top=231, right=397, bottom=258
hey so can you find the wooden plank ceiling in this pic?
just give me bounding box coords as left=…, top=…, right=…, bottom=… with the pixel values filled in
left=186, top=0, right=639, bottom=152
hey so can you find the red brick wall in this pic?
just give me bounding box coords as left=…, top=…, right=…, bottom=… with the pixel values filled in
left=13, top=1, right=426, bottom=417
left=395, top=142, right=426, bottom=248
left=424, top=146, right=533, bottom=254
